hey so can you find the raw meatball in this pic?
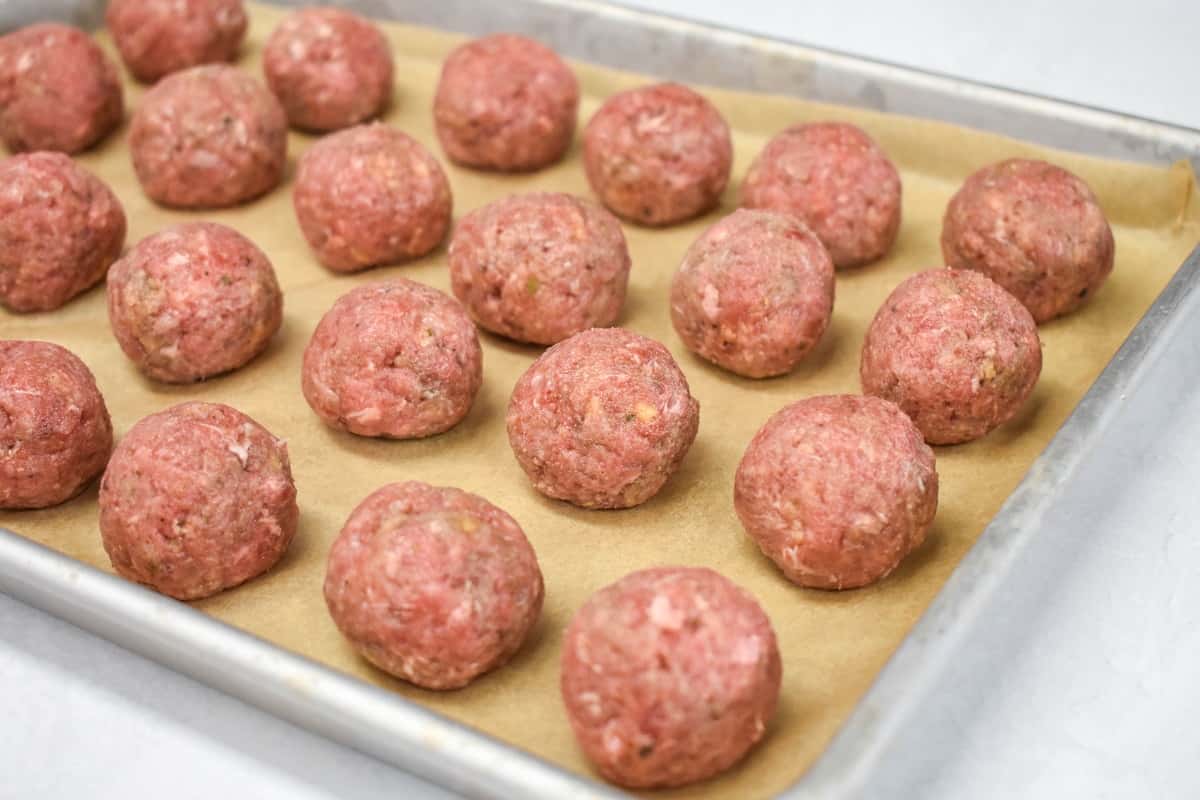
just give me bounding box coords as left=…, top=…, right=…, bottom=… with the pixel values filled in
left=861, top=267, right=1042, bottom=445
left=583, top=83, right=732, bottom=227
left=98, top=401, right=298, bottom=601
left=448, top=192, right=630, bottom=344
left=941, top=158, right=1115, bottom=322
left=130, top=64, right=287, bottom=209
left=0, top=153, right=126, bottom=313
left=740, top=122, right=902, bottom=269
left=263, top=7, right=393, bottom=132
left=301, top=280, right=482, bottom=439
left=324, top=481, right=544, bottom=690
left=293, top=123, right=452, bottom=272
left=106, top=222, right=282, bottom=383
left=735, top=395, right=938, bottom=590
left=106, top=0, right=247, bottom=83
left=0, top=23, right=123, bottom=154
left=670, top=209, right=835, bottom=378
left=507, top=328, right=699, bottom=509
left=434, top=34, right=578, bottom=172
left=0, top=342, right=112, bottom=510
left=561, top=566, right=781, bottom=788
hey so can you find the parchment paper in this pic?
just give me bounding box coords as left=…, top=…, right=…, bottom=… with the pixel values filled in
left=3, top=4, right=1199, bottom=797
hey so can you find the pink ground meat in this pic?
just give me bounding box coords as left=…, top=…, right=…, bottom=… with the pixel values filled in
left=302, top=280, right=483, bottom=439
left=861, top=267, right=1042, bottom=445
left=941, top=158, right=1115, bottom=323
left=130, top=64, right=287, bottom=209
left=106, top=222, right=282, bottom=383
left=506, top=327, right=699, bottom=509
left=734, top=394, right=938, bottom=590
left=561, top=566, right=781, bottom=788
left=98, top=401, right=298, bottom=601
left=670, top=209, right=834, bottom=378
left=293, top=123, right=452, bottom=272
left=106, top=0, right=247, bottom=83
left=263, top=7, right=393, bottom=132
left=433, top=33, right=579, bottom=172
left=583, top=82, right=732, bottom=227
left=0, top=152, right=126, bottom=313
left=0, top=23, right=123, bottom=154
left=740, top=122, right=902, bottom=269
left=324, top=481, right=544, bottom=690
left=448, top=192, right=631, bottom=345
left=0, top=342, right=113, bottom=510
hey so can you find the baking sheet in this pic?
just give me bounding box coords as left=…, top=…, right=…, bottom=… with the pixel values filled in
left=2, top=3, right=1198, bottom=798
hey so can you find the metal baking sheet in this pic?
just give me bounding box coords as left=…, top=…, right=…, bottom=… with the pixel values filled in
left=2, top=1, right=1199, bottom=798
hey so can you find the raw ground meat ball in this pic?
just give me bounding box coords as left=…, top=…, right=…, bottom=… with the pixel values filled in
left=324, top=481, right=544, bottom=690
left=98, top=401, right=298, bottom=601
left=0, top=342, right=113, bottom=510
left=130, top=64, right=287, bottom=209
left=433, top=34, right=579, bottom=172
left=583, top=83, right=732, bottom=226
left=941, top=158, right=1115, bottom=323
left=861, top=267, right=1042, bottom=445
left=106, top=0, right=247, bottom=84
left=740, top=122, right=902, bottom=269
left=106, top=222, right=282, bottom=383
left=263, top=7, right=393, bottom=132
left=561, top=566, right=781, bottom=788
left=734, top=394, right=938, bottom=590
left=0, top=153, right=126, bottom=313
left=0, top=23, right=123, bottom=154
left=506, top=328, right=699, bottom=509
left=302, top=280, right=482, bottom=439
left=448, top=192, right=631, bottom=344
left=293, top=123, right=452, bottom=272
left=670, top=208, right=835, bottom=378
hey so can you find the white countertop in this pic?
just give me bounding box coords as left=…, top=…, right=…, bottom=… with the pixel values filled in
left=3, top=2, right=1198, bottom=799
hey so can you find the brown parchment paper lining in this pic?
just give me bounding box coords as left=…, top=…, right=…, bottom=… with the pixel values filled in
left=3, top=4, right=1199, bottom=798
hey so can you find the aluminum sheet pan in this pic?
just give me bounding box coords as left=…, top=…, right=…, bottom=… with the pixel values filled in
left=2, top=1, right=1200, bottom=798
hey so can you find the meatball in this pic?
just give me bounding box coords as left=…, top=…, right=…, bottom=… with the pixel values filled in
left=583, top=83, right=732, bottom=227
left=301, top=280, right=483, bottom=439
left=0, top=342, right=113, bottom=510
left=98, top=401, right=298, bottom=601
left=561, top=566, right=781, bottom=788
left=130, top=64, right=287, bottom=209
left=860, top=267, right=1042, bottom=445
left=740, top=122, right=902, bottom=269
left=0, top=153, right=126, bottom=313
left=324, top=481, right=544, bottom=690
left=506, top=328, right=699, bottom=509
left=263, top=7, right=393, bottom=132
left=670, top=209, right=835, bottom=378
left=941, top=158, right=1115, bottom=322
left=433, top=34, right=579, bottom=172
left=448, top=192, right=631, bottom=345
left=106, top=0, right=247, bottom=83
left=293, top=123, right=453, bottom=272
left=0, top=23, right=123, bottom=154
left=735, top=395, right=938, bottom=590
left=106, top=222, right=282, bottom=383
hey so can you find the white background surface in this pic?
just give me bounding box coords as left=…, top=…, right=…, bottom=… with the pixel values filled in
left=3, top=2, right=1199, bottom=799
